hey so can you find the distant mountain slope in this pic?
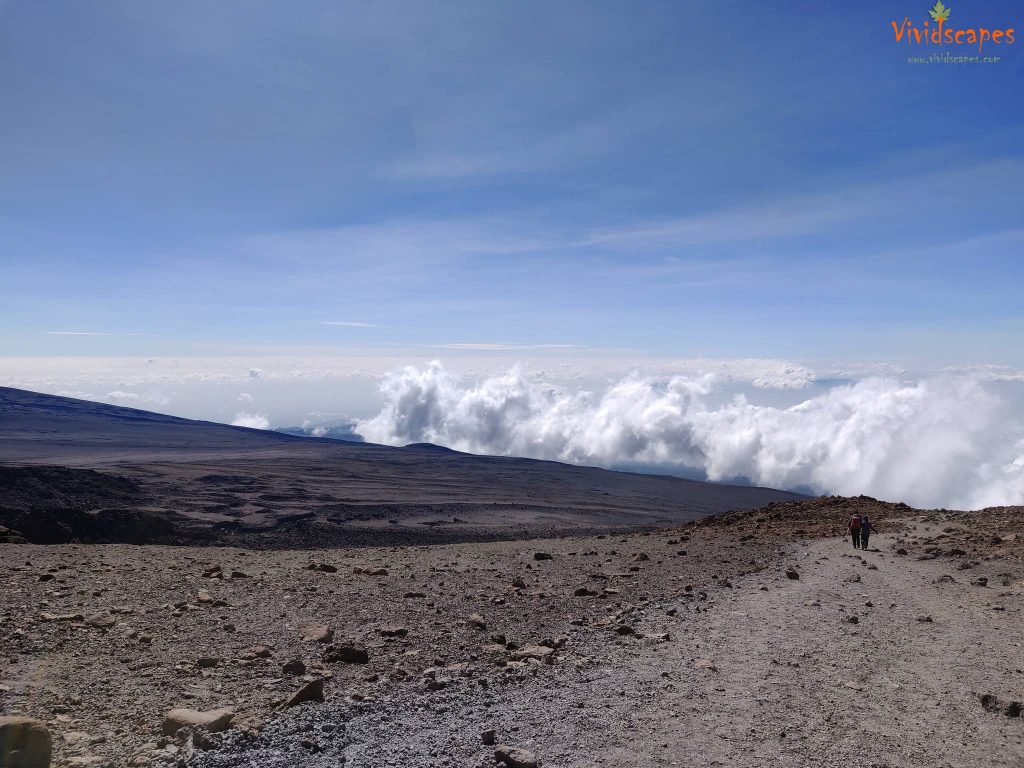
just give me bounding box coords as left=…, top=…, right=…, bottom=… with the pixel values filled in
left=0, top=386, right=807, bottom=544
left=0, top=385, right=310, bottom=460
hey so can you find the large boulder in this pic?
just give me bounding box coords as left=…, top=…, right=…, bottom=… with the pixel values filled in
left=0, top=716, right=52, bottom=768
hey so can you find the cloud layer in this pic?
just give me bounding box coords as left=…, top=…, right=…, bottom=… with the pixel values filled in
left=231, top=412, right=270, bottom=430
left=357, top=363, right=1024, bottom=510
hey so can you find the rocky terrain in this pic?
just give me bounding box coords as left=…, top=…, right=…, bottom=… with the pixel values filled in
left=2, top=498, right=1022, bottom=767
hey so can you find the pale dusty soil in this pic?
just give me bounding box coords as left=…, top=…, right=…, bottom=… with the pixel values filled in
left=2, top=510, right=1022, bottom=768
left=588, top=523, right=1024, bottom=767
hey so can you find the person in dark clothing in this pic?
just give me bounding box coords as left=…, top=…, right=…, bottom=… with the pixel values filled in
left=848, top=514, right=861, bottom=549
left=860, top=515, right=872, bottom=550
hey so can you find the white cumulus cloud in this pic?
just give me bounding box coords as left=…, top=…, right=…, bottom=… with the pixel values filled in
left=356, top=362, right=1024, bottom=510
left=231, top=412, right=270, bottom=429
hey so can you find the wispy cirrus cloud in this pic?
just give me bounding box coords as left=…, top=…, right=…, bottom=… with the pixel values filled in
left=580, top=158, right=1024, bottom=251
left=46, top=331, right=144, bottom=336
left=322, top=321, right=381, bottom=328
left=437, top=343, right=586, bottom=351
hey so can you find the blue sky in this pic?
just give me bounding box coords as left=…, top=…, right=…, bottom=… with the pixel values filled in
left=2, top=0, right=1023, bottom=366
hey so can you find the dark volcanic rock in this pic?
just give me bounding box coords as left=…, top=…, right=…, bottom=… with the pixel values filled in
left=980, top=693, right=1023, bottom=718
left=281, top=679, right=325, bottom=709
left=323, top=641, right=368, bottom=664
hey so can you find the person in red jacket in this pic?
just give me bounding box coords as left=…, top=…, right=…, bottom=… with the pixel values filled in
left=848, top=514, right=862, bottom=549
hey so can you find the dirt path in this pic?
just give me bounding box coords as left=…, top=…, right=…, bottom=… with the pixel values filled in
left=586, top=526, right=1024, bottom=767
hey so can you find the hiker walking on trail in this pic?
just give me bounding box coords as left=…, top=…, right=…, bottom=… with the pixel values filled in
left=860, top=515, right=873, bottom=550
left=848, top=514, right=862, bottom=549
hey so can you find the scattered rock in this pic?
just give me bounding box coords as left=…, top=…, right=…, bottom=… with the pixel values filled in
left=281, top=679, right=325, bottom=709
left=85, top=611, right=116, bottom=629
left=533, top=552, right=553, bottom=561
left=162, top=708, right=234, bottom=736
left=379, top=626, right=408, bottom=637
left=238, top=645, right=273, bottom=660
left=468, top=613, right=487, bottom=630
left=481, top=729, right=497, bottom=745
left=282, top=659, right=306, bottom=676
left=785, top=569, right=800, bottom=580
left=353, top=566, right=388, bottom=576
left=38, top=612, right=83, bottom=623
left=980, top=693, right=1023, bottom=718
left=66, top=756, right=105, bottom=766
left=323, top=641, right=369, bottom=664
left=495, top=744, right=540, bottom=768
left=300, top=624, right=334, bottom=643
left=511, top=645, right=555, bottom=663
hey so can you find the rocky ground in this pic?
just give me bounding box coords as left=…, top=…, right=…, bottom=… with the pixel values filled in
left=2, top=498, right=1022, bottom=767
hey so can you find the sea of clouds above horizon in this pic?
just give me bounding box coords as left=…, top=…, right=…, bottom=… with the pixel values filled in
left=357, top=362, right=1024, bottom=511
left=4, top=356, right=1023, bottom=510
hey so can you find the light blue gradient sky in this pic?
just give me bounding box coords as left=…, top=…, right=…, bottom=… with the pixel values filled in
left=1, top=0, right=1022, bottom=366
